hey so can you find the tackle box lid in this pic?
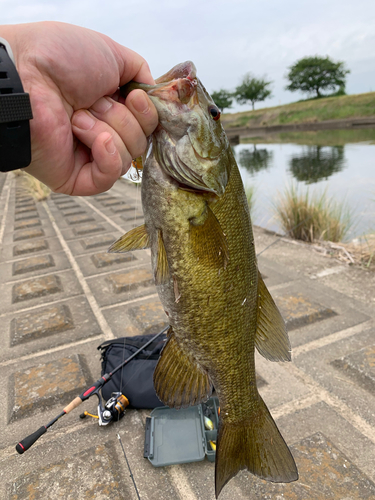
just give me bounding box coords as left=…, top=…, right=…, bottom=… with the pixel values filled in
left=144, top=404, right=206, bottom=467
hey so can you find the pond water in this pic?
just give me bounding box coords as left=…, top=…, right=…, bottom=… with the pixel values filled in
left=234, top=129, right=375, bottom=240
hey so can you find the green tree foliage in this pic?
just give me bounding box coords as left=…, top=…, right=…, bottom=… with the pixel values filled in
left=211, top=89, right=233, bottom=112
left=286, top=56, right=350, bottom=98
left=235, top=74, right=272, bottom=110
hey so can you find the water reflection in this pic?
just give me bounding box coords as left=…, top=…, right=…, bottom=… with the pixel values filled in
left=238, top=145, right=274, bottom=175
left=289, top=146, right=346, bottom=184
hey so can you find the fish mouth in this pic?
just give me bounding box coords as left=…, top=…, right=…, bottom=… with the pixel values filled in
left=121, top=62, right=227, bottom=196
left=121, top=61, right=198, bottom=106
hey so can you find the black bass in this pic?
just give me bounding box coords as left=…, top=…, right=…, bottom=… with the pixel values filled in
left=110, top=61, right=298, bottom=497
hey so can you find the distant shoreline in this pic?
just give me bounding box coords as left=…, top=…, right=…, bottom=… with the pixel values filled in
left=221, top=91, right=375, bottom=139
left=223, top=116, right=375, bottom=139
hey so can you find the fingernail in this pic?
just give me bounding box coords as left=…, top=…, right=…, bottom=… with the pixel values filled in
left=130, top=91, right=149, bottom=114
left=104, top=136, right=116, bottom=155
left=72, top=111, right=95, bottom=130
left=90, top=97, right=113, bottom=114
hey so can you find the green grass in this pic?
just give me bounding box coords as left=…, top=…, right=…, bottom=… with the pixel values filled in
left=273, top=184, right=353, bottom=243
left=222, top=92, right=375, bottom=129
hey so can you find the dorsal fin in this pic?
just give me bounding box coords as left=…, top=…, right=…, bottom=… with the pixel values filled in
left=155, top=230, right=170, bottom=285
left=108, top=224, right=149, bottom=253
left=153, top=327, right=213, bottom=409
left=189, top=204, right=229, bottom=269
left=255, top=271, right=291, bottom=362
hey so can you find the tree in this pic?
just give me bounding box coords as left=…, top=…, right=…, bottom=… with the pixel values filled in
left=211, top=89, right=233, bottom=112
left=285, top=56, right=350, bottom=98
left=234, top=74, right=272, bottom=110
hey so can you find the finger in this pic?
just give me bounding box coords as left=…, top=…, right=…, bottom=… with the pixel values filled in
left=68, top=132, right=125, bottom=196
left=88, top=95, right=156, bottom=158
left=71, top=109, right=133, bottom=167
left=125, top=89, right=159, bottom=137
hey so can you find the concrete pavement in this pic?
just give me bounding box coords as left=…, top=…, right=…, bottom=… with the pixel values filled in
left=0, top=172, right=374, bottom=499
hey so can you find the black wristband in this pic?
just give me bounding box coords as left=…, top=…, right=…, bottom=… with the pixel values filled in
left=0, top=41, right=33, bottom=172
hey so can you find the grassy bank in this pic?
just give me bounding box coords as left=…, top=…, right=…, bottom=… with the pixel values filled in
left=222, top=92, right=375, bottom=129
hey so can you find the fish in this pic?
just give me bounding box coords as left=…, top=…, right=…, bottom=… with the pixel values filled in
left=109, top=61, right=298, bottom=497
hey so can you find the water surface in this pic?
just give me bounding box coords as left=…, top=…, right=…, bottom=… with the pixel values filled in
left=235, top=129, right=375, bottom=240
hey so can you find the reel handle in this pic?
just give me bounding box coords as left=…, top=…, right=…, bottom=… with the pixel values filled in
left=16, top=426, right=46, bottom=454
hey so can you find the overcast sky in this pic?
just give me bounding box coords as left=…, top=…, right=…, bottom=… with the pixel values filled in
left=2, top=0, right=375, bottom=111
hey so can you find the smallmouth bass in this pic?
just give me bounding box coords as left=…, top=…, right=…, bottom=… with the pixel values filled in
left=110, top=61, right=298, bottom=497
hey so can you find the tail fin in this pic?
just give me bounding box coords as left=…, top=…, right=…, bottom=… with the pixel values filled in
left=215, top=396, right=298, bottom=498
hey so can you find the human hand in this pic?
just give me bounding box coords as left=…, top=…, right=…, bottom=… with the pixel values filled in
left=0, top=21, right=158, bottom=195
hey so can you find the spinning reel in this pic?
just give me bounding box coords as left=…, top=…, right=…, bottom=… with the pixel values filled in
left=80, top=391, right=129, bottom=426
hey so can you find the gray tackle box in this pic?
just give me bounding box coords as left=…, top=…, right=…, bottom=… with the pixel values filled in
left=144, top=397, right=219, bottom=466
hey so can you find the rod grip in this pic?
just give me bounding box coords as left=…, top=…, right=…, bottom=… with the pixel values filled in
left=16, top=426, right=46, bottom=454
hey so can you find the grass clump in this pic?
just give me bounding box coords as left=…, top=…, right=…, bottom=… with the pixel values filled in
left=274, top=184, right=353, bottom=242
left=15, top=171, right=51, bottom=201
left=244, top=184, right=256, bottom=216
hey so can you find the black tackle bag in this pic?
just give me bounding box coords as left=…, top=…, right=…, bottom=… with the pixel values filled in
left=98, top=333, right=167, bottom=409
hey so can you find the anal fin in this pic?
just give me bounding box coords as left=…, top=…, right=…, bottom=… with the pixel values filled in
left=153, top=328, right=212, bottom=409
left=108, top=224, right=150, bottom=253
left=255, top=270, right=291, bottom=362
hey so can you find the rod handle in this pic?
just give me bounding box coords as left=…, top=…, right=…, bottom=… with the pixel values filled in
left=16, top=426, right=46, bottom=454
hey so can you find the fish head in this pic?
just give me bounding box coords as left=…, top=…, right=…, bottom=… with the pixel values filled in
left=122, top=61, right=230, bottom=196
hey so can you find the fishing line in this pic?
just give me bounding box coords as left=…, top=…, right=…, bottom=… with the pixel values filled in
left=257, top=215, right=313, bottom=257
left=117, top=433, right=141, bottom=500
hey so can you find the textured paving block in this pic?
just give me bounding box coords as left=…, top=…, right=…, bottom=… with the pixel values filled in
left=107, top=269, right=154, bottom=293
left=235, top=432, right=375, bottom=498
left=13, top=239, right=49, bottom=256
left=129, top=299, right=168, bottom=334
left=91, top=252, right=134, bottom=268
left=66, top=214, right=95, bottom=225
left=10, top=354, right=89, bottom=420
left=54, top=198, right=77, bottom=206
left=14, top=218, right=41, bottom=230
left=13, top=228, right=45, bottom=241
left=101, top=199, right=124, bottom=207
left=61, top=208, right=87, bottom=217
left=10, top=304, right=74, bottom=345
left=332, top=344, right=375, bottom=394
left=111, top=204, right=135, bottom=213
left=276, top=293, right=337, bottom=330
left=9, top=442, right=125, bottom=499
left=14, top=210, right=38, bottom=221
left=15, top=205, right=36, bottom=214
left=12, top=254, right=55, bottom=275
left=121, top=212, right=144, bottom=222
left=80, top=234, right=116, bottom=250
left=12, top=274, right=63, bottom=303
left=73, top=223, right=105, bottom=236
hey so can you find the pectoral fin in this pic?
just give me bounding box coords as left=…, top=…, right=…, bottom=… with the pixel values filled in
left=155, top=230, right=170, bottom=285
left=190, top=205, right=229, bottom=269
left=108, top=224, right=150, bottom=253
left=255, top=271, right=291, bottom=362
left=153, top=328, right=213, bottom=409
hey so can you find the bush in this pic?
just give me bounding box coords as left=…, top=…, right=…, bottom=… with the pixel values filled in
left=273, top=184, right=353, bottom=242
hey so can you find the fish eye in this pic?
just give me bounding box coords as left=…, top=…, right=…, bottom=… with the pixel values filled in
left=208, top=105, right=221, bottom=121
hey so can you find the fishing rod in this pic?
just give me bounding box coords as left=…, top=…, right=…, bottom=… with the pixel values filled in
left=15, top=327, right=168, bottom=455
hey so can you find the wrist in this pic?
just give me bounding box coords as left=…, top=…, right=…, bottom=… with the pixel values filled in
left=0, top=25, right=33, bottom=171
